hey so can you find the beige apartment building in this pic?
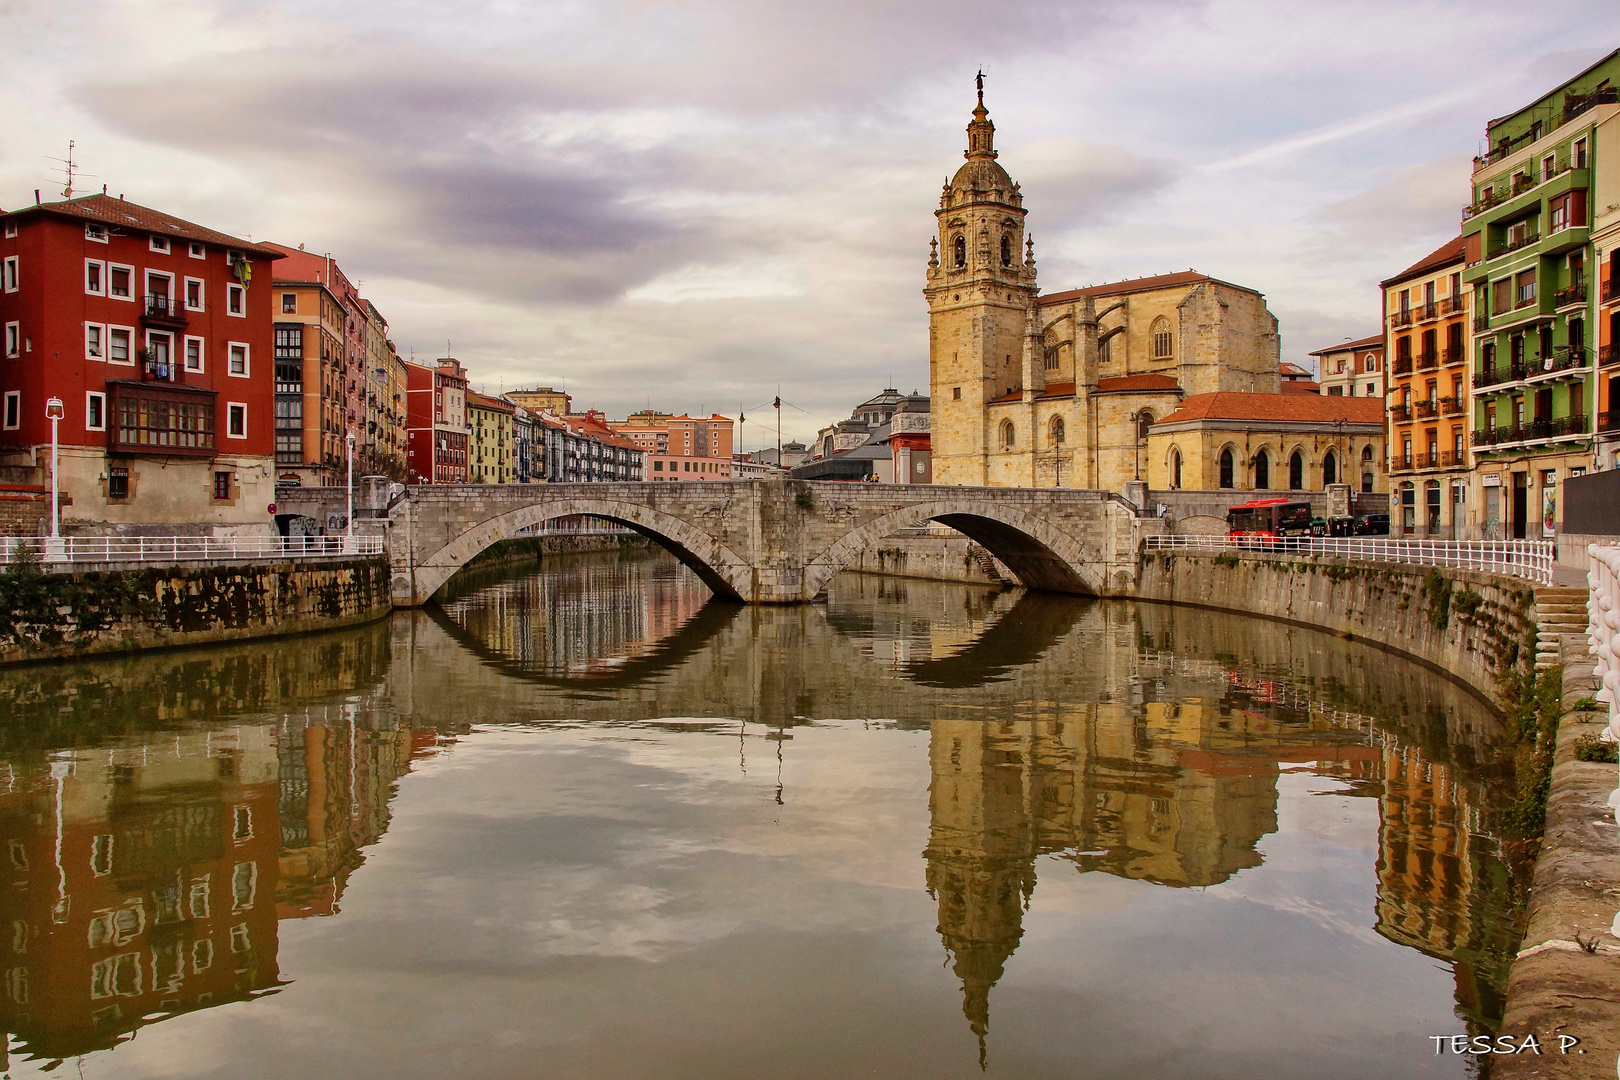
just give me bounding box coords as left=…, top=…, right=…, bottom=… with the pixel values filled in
left=1310, top=335, right=1386, bottom=399
left=506, top=387, right=571, bottom=415
left=927, top=89, right=1280, bottom=490
left=467, top=391, right=516, bottom=483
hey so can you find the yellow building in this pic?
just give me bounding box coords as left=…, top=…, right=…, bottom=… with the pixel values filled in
left=1146, top=392, right=1387, bottom=493
left=467, top=391, right=515, bottom=483
left=505, top=386, right=571, bottom=415
left=927, top=86, right=1281, bottom=490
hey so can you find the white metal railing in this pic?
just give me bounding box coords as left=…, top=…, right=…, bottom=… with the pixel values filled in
left=0, top=534, right=384, bottom=566
left=1142, top=534, right=1555, bottom=585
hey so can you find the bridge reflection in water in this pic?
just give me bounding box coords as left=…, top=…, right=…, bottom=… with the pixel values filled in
left=0, top=551, right=1519, bottom=1073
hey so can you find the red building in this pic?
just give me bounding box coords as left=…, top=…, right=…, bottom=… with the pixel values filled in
left=0, top=194, right=282, bottom=527
left=404, top=357, right=468, bottom=483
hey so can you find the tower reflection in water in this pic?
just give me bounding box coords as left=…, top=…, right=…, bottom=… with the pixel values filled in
left=922, top=696, right=1513, bottom=1060
left=0, top=692, right=430, bottom=1067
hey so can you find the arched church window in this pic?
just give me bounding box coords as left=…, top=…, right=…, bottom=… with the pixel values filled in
left=1001, top=235, right=1012, bottom=267
left=999, top=420, right=1015, bottom=449
left=1043, top=346, right=1060, bottom=372
left=1254, top=449, right=1270, bottom=490
left=1171, top=448, right=1182, bottom=489
left=1219, top=448, right=1234, bottom=489
left=1050, top=417, right=1065, bottom=445
left=1323, top=451, right=1338, bottom=486
left=1289, top=450, right=1304, bottom=490
left=953, top=235, right=966, bottom=268
left=1361, top=444, right=1374, bottom=464
left=1151, top=317, right=1173, bottom=361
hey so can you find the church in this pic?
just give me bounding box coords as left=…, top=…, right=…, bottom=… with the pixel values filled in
left=927, top=85, right=1282, bottom=489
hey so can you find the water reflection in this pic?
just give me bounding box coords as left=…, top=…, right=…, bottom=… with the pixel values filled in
left=0, top=552, right=1523, bottom=1077
left=0, top=632, right=434, bottom=1066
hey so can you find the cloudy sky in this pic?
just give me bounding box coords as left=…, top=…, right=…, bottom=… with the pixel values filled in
left=8, top=2, right=1619, bottom=447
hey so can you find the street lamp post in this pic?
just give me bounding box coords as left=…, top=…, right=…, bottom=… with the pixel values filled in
left=45, top=397, right=64, bottom=550
left=345, top=431, right=356, bottom=553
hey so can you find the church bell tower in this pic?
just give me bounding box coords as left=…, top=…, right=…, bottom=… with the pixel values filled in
left=925, top=76, right=1039, bottom=486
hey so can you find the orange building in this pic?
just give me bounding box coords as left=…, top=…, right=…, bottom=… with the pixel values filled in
left=1382, top=237, right=1472, bottom=536
left=610, top=412, right=734, bottom=481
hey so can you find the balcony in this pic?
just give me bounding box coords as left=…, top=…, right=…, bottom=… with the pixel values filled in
left=1488, top=230, right=1540, bottom=261
left=1415, top=400, right=1439, bottom=419
left=140, top=294, right=188, bottom=330
left=1604, top=277, right=1619, bottom=304
left=1415, top=452, right=1441, bottom=469
left=1390, top=404, right=1412, bottom=422
left=1390, top=309, right=1414, bottom=329
left=1416, top=351, right=1439, bottom=370
left=1527, top=348, right=1591, bottom=378
left=1439, top=396, right=1465, bottom=417
left=1441, top=346, right=1465, bottom=365
left=1416, top=301, right=1439, bottom=323
left=1473, top=314, right=1490, bottom=332
left=1553, top=282, right=1588, bottom=309
left=1472, top=366, right=1502, bottom=389
left=1474, top=414, right=1591, bottom=447
left=1438, top=294, right=1466, bottom=316
left=1393, top=356, right=1414, bottom=376
left=1391, top=454, right=1414, bottom=471
left=1441, top=450, right=1468, bottom=467
left=1602, top=410, right=1620, bottom=433
left=1602, top=344, right=1619, bottom=367
left=106, top=380, right=217, bottom=458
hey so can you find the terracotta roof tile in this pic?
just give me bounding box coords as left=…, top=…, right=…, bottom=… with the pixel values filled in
left=1308, top=334, right=1384, bottom=356
left=1156, top=391, right=1384, bottom=427
left=1095, top=374, right=1181, bottom=393
left=1380, top=235, right=1466, bottom=288
left=466, top=391, right=514, bottom=413
left=1039, top=270, right=1263, bottom=306
left=1280, top=380, right=1321, bottom=394
left=3, top=193, right=285, bottom=258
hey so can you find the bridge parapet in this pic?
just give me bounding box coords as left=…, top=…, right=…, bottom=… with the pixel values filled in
left=377, top=478, right=1148, bottom=606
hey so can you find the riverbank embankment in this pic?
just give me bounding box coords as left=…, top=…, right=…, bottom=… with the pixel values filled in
left=841, top=534, right=1013, bottom=586
left=0, top=556, right=391, bottom=665
left=1494, top=638, right=1620, bottom=1079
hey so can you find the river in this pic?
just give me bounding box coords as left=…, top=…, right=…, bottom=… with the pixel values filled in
left=0, top=549, right=1522, bottom=1078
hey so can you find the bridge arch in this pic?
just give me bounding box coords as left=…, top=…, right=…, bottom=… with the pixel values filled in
left=405, top=497, right=755, bottom=603
left=801, top=497, right=1110, bottom=599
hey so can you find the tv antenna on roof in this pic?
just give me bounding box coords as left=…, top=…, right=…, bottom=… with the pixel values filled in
left=46, top=141, right=95, bottom=199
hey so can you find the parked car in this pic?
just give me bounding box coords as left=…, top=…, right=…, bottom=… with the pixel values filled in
left=1327, top=516, right=1354, bottom=537
left=1308, top=517, right=1327, bottom=537
left=1353, top=513, right=1390, bottom=536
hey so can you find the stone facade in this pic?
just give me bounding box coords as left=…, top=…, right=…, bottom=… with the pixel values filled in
left=927, top=89, right=1281, bottom=491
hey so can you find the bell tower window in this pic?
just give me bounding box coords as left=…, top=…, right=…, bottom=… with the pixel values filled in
left=1001, top=235, right=1012, bottom=267
left=953, top=236, right=966, bottom=268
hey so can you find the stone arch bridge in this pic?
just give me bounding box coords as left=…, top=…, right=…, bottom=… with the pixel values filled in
left=277, top=479, right=1154, bottom=606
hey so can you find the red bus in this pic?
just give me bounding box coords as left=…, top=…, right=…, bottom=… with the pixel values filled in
left=1227, top=498, right=1313, bottom=545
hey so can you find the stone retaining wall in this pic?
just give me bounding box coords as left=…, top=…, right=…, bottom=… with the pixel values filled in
left=1134, top=550, right=1537, bottom=703
left=0, top=557, right=391, bottom=665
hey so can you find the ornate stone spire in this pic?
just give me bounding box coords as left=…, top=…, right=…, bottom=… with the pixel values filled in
left=966, top=71, right=997, bottom=159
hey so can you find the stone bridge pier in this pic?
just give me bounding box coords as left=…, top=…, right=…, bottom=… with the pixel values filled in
left=280, top=478, right=1153, bottom=606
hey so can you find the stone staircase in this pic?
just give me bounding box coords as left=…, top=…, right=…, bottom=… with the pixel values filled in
left=1534, top=586, right=1589, bottom=670
left=967, top=543, right=1012, bottom=585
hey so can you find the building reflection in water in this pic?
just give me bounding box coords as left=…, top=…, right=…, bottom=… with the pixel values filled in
left=0, top=706, right=431, bottom=1067
left=922, top=669, right=1515, bottom=1062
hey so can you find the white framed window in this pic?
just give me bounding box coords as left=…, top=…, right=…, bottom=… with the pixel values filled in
left=226, top=283, right=245, bottom=316
left=3, top=256, right=17, bottom=293
left=85, top=223, right=107, bottom=243
left=184, top=277, right=204, bottom=310
left=107, top=263, right=134, bottom=300
left=4, top=322, right=17, bottom=358
left=85, top=392, right=105, bottom=432
left=2, top=392, right=18, bottom=430
left=227, top=342, right=248, bottom=377
left=145, top=270, right=172, bottom=304
left=183, top=335, right=204, bottom=372
left=107, top=326, right=134, bottom=366
left=85, top=259, right=105, bottom=295
left=3, top=222, right=16, bottom=239
left=85, top=322, right=106, bottom=361
left=226, top=402, right=247, bottom=439
left=189, top=241, right=206, bottom=259
left=149, top=235, right=170, bottom=254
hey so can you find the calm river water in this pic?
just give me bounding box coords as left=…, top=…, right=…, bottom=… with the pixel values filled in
left=0, top=549, right=1521, bottom=1078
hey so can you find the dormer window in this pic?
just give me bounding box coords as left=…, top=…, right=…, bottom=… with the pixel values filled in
left=150, top=235, right=170, bottom=254
left=953, top=235, right=966, bottom=268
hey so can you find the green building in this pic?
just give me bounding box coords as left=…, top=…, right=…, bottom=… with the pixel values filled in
left=1462, top=48, right=1619, bottom=539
